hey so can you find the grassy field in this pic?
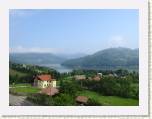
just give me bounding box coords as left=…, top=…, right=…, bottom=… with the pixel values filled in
left=10, top=83, right=32, bottom=87
left=10, top=87, right=40, bottom=94
left=9, top=68, right=29, bottom=77
left=78, top=90, right=139, bottom=106
left=10, top=84, right=40, bottom=95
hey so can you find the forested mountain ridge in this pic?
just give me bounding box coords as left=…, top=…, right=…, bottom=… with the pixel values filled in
left=9, top=53, right=66, bottom=65
left=61, top=47, right=139, bottom=70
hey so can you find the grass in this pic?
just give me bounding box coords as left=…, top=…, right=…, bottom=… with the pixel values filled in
left=11, top=87, right=40, bottom=94
left=77, top=90, right=139, bottom=106
left=10, top=84, right=40, bottom=95
left=10, top=83, right=32, bottom=87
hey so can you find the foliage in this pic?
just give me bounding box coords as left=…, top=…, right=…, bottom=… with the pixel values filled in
left=60, top=80, right=82, bottom=96
left=9, top=62, right=60, bottom=84
left=80, top=73, right=139, bottom=99
left=53, top=93, right=76, bottom=106
left=27, top=93, right=75, bottom=106
left=78, top=90, right=139, bottom=106
left=27, top=93, right=54, bottom=105
left=87, top=98, right=102, bottom=106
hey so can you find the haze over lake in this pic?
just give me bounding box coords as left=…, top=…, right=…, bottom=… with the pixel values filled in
left=39, top=63, right=72, bottom=73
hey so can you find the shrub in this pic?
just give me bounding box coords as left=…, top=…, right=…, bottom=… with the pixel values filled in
left=60, top=80, right=81, bottom=96
left=53, top=93, right=76, bottom=106
left=87, top=98, right=102, bottom=106
left=27, top=93, right=54, bottom=105
left=27, top=93, right=76, bottom=106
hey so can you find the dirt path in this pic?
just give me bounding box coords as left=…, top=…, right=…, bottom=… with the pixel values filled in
left=9, top=94, right=36, bottom=106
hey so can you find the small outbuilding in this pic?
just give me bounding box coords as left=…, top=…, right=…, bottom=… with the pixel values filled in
left=75, top=96, right=88, bottom=105
left=40, top=86, right=59, bottom=96
left=93, top=75, right=101, bottom=81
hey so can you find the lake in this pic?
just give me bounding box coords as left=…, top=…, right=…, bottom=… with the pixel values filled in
left=39, top=63, right=73, bottom=73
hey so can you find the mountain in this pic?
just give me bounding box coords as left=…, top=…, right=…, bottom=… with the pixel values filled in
left=61, top=47, right=139, bottom=70
left=9, top=53, right=67, bottom=65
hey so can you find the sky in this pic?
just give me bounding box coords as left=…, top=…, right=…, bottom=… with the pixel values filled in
left=9, top=9, right=138, bottom=54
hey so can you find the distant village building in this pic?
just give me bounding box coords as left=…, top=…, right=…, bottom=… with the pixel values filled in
left=108, top=73, right=118, bottom=77
left=33, top=74, right=56, bottom=88
left=113, top=73, right=118, bottom=77
left=22, top=64, right=27, bottom=68
left=74, top=75, right=86, bottom=80
left=93, top=75, right=101, bottom=81
left=76, top=96, right=88, bottom=105
left=97, top=73, right=103, bottom=77
left=108, top=74, right=114, bottom=77
left=40, top=86, right=59, bottom=96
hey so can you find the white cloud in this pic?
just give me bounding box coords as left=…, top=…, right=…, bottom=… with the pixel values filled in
left=107, top=35, right=127, bottom=48
left=10, top=46, right=63, bottom=53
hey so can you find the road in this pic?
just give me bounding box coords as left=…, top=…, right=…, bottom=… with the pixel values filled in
left=9, top=94, right=36, bottom=106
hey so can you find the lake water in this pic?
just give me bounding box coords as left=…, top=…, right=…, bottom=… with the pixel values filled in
left=40, top=63, right=73, bottom=73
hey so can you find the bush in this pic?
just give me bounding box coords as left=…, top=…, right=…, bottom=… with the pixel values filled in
left=27, top=93, right=54, bottom=105
left=100, top=77, right=120, bottom=96
left=80, top=76, right=139, bottom=99
left=27, top=93, right=76, bottom=106
left=53, top=93, right=76, bottom=106
left=87, top=98, right=102, bottom=106
left=60, top=80, right=81, bottom=96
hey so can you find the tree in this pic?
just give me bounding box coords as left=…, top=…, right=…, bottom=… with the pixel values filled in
left=53, top=93, right=76, bottom=106
left=60, top=80, right=81, bottom=96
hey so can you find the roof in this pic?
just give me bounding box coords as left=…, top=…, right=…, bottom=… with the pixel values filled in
left=74, top=75, right=86, bottom=80
left=93, top=76, right=101, bottom=81
left=76, top=96, right=88, bottom=103
left=36, top=74, right=53, bottom=81
left=40, top=87, right=59, bottom=96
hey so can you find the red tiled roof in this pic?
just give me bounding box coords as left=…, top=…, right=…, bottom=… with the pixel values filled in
left=36, top=74, right=52, bottom=81
left=40, top=87, right=59, bottom=96
left=93, top=76, right=101, bottom=81
left=76, top=96, right=88, bottom=103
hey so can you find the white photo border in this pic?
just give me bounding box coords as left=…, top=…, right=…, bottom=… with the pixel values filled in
left=0, top=0, right=148, bottom=116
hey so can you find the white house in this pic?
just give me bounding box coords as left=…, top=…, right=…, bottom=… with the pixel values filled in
left=33, top=74, right=56, bottom=88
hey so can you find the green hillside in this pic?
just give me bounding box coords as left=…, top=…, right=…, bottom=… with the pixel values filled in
left=62, top=47, right=139, bottom=70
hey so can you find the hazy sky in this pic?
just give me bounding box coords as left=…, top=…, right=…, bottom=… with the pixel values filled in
left=10, top=9, right=138, bottom=54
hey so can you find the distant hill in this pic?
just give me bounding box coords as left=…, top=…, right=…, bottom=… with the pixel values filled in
left=61, top=47, right=139, bottom=70
left=9, top=53, right=67, bottom=65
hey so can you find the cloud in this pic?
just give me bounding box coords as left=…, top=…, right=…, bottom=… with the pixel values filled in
left=107, top=35, right=127, bottom=48
left=9, top=46, right=63, bottom=53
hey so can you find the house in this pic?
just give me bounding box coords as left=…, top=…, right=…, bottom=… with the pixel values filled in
left=97, top=73, right=103, bottom=78
left=113, top=73, right=118, bottom=77
left=76, top=96, right=88, bottom=105
left=93, top=75, right=101, bottom=81
left=40, top=86, right=59, bottom=96
left=33, top=74, right=56, bottom=88
left=74, top=75, right=86, bottom=80
left=108, top=74, right=114, bottom=77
